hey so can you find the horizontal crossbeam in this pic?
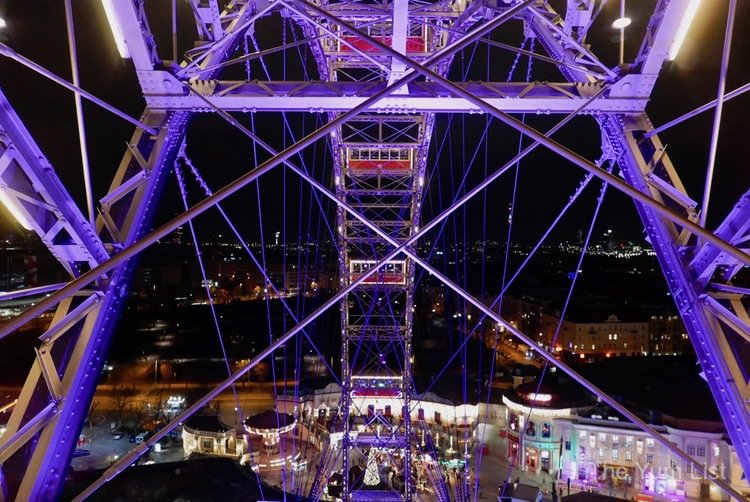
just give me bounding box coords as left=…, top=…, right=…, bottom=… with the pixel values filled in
left=146, top=79, right=643, bottom=113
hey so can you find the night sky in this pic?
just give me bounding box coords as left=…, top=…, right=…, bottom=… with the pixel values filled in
left=0, top=1, right=749, bottom=247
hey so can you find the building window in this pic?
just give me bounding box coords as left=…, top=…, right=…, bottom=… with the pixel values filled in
left=687, top=445, right=696, bottom=456
left=612, top=449, right=619, bottom=460
left=589, top=435, right=596, bottom=448
left=599, top=448, right=605, bottom=459
left=646, top=438, right=654, bottom=447
left=509, top=413, right=518, bottom=432
left=636, top=441, right=643, bottom=454
left=565, top=441, right=571, bottom=451
left=579, top=431, right=587, bottom=439
left=598, top=433, right=607, bottom=442
left=201, top=437, right=213, bottom=450
left=526, top=421, right=536, bottom=437
left=542, top=423, right=551, bottom=438
left=646, top=453, right=654, bottom=464
left=625, top=450, right=632, bottom=461
left=697, top=446, right=706, bottom=457
left=624, top=436, right=633, bottom=447
left=714, top=445, right=720, bottom=457
left=612, top=435, right=619, bottom=446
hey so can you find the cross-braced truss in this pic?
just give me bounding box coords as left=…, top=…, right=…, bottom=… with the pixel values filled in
left=0, top=1, right=748, bottom=501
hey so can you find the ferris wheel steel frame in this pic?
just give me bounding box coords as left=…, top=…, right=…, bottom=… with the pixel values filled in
left=0, top=0, right=748, bottom=500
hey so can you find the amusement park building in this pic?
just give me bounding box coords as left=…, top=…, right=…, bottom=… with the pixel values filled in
left=182, top=414, right=245, bottom=459
left=502, top=385, right=749, bottom=500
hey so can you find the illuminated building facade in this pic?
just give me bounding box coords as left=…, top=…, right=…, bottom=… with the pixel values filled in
left=540, top=314, right=649, bottom=357
left=503, top=385, right=750, bottom=500
left=502, top=389, right=581, bottom=477
left=557, top=417, right=749, bottom=500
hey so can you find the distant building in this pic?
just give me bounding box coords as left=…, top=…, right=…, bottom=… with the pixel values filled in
left=540, top=314, right=649, bottom=357
left=501, top=380, right=748, bottom=501
left=557, top=415, right=739, bottom=500
left=133, top=265, right=184, bottom=291
left=647, top=315, right=690, bottom=355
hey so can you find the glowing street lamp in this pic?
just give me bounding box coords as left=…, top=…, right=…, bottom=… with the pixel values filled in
left=612, top=17, right=631, bottom=29
left=0, top=17, right=6, bottom=29
left=613, top=0, right=630, bottom=65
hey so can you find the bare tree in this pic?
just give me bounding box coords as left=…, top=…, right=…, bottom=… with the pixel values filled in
left=110, top=382, right=136, bottom=424
left=251, top=360, right=269, bottom=384
left=87, top=399, right=100, bottom=432
left=127, top=401, right=147, bottom=429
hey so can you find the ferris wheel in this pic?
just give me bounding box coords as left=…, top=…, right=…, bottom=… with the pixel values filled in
left=0, top=1, right=748, bottom=501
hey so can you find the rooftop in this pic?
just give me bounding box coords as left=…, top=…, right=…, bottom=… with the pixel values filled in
left=499, top=483, right=540, bottom=502
left=183, top=414, right=233, bottom=434
left=245, top=410, right=295, bottom=430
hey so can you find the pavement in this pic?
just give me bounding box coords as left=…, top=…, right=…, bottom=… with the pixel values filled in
left=70, top=416, right=185, bottom=472
left=67, top=416, right=713, bottom=502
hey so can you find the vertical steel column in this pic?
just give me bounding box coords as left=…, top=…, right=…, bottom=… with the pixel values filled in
left=1, top=2, right=259, bottom=498
left=16, top=110, right=189, bottom=501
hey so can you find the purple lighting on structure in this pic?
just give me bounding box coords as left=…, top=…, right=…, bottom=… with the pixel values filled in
left=1, top=1, right=750, bottom=501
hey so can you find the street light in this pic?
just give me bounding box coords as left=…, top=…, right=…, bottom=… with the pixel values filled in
left=612, top=0, right=630, bottom=65
left=0, top=17, right=6, bottom=29
left=612, top=17, right=631, bottom=29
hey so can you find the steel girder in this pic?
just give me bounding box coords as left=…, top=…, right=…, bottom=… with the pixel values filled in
left=285, top=0, right=476, bottom=498
left=527, top=0, right=750, bottom=478
left=1, top=0, right=748, bottom=499
left=145, top=79, right=642, bottom=113
left=0, top=89, right=109, bottom=276
left=601, top=112, right=750, bottom=481
left=0, top=85, right=110, bottom=500
left=0, top=1, right=259, bottom=500
left=10, top=110, right=188, bottom=502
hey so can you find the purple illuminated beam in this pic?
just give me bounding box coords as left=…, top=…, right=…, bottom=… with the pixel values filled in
left=287, top=0, right=750, bottom=267
left=643, top=81, right=750, bottom=139
left=74, top=87, right=733, bottom=500
left=287, top=148, right=746, bottom=502
left=70, top=203, right=442, bottom=501
left=0, top=0, right=532, bottom=342
left=700, top=0, right=736, bottom=228
left=0, top=44, right=156, bottom=135
left=0, top=284, right=67, bottom=302
left=63, top=0, right=94, bottom=226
